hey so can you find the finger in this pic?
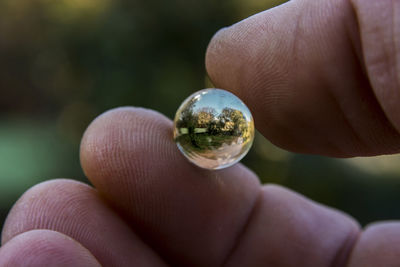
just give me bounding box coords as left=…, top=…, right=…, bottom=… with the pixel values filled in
left=80, top=107, right=359, bottom=266
left=80, top=107, right=261, bottom=266
left=1, top=179, right=166, bottom=267
left=348, top=222, right=400, bottom=267
left=0, top=230, right=100, bottom=267
left=224, top=185, right=360, bottom=267
left=206, top=0, right=400, bottom=157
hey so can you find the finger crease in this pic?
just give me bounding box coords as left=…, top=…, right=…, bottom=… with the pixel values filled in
left=330, top=228, right=360, bottom=267
left=220, top=188, right=263, bottom=267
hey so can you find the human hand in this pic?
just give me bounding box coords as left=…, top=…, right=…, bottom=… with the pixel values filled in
left=1, top=0, right=400, bottom=266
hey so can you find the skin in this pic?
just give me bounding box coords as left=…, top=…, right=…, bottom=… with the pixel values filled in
left=1, top=0, right=400, bottom=265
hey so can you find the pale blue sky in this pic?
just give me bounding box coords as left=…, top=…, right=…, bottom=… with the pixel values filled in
left=189, top=89, right=253, bottom=121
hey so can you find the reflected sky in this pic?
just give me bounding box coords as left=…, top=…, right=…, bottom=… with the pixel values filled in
left=189, top=89, right=253, bottom=122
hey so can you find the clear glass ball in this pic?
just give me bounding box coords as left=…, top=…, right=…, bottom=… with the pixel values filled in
left=173, top=88, right=255, bottom=170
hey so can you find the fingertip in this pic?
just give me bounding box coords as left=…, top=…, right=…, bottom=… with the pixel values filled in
left=80, top=106, right=175, bottom=186
left=1, top=178, right=92, bottom=245
left=0, top=230, right=100, bottom=267
left=80, top=106, right=173, bottom=160
left=205, top=10, right=290, bottom=96
left=205, top=26, right=241, bottom=90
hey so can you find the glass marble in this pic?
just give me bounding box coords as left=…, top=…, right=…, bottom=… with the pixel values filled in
left=173, top=88, right=255, bottom=170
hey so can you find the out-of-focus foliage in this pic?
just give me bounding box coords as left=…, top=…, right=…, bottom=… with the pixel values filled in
left=0, top=0, right=400, bottom=234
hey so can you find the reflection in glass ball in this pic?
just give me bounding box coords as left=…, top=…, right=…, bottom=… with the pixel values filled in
left=173, top=88, right=255, bottom=170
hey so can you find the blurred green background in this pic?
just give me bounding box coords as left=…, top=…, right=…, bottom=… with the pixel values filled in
left=1, top=0, right=400, bottom=235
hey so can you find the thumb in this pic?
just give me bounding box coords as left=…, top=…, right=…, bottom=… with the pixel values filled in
left=206, top=0, right=400, bottom=157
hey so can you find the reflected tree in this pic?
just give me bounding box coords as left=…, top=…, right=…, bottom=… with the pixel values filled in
left=218, top=108, right=248, bottom=138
